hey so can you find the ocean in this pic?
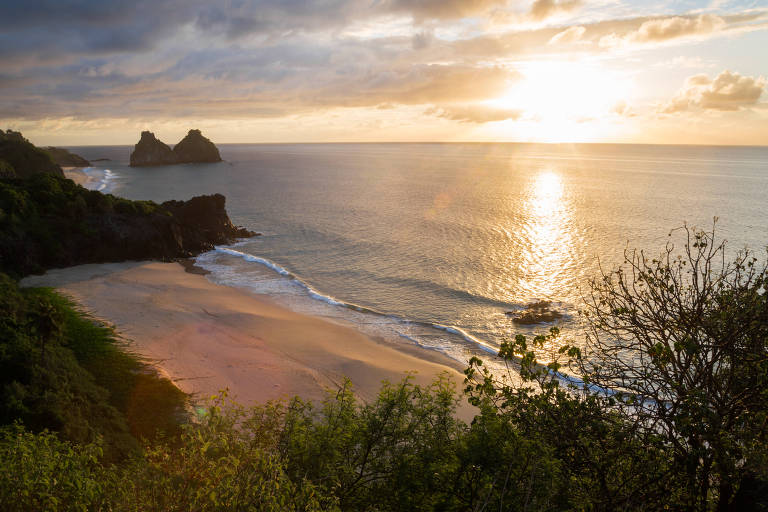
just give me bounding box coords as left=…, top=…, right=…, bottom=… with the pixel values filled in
left=67, top=143, right=768, bottom=372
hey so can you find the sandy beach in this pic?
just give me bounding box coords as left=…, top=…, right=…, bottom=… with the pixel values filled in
left=63, top=167, right=93, bottom=187
left=21, top=261, right=474, bottom=417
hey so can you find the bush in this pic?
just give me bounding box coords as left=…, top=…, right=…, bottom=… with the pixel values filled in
left=0, top=425, right=112, bottom=512
left=0, top=275, right=188, bottom=459
left=466, top=224, right=768, bottom=511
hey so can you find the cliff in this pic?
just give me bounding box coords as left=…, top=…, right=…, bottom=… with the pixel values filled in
left=0, top=129, right=64, bottom=178
left=0, top=173, right=256, bottom=277
left=173, top=129, right=222, bottom=163
left=129, top=131, right=177, bottom=167
left=44, top=146, right=91, bottom=167
left=129, top=129, right=222, bottom=166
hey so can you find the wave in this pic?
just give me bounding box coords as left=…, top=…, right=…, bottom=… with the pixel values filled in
left=202, top=245, right=605, bottom=394
left=80, top=167, right=116, bottom=193
left=207, top=245, right=502, bottom=359
left=429, top=323, right=498, bottom=355
left=214, top=247, right=292, bottom=276
left=213, top=247, right=385, bottom=316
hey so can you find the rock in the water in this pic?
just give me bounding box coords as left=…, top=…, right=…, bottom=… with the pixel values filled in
left=506, top=300, right=564, bottom=325
left=44, top=147, right=91, bottom=167
left=129, top=131, right=178, bottom=167
left=0, top=129, right=64, bottom=178
left=172, top=129, right=222, bottom=164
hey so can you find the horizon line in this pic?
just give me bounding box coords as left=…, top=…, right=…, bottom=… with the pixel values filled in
left=62, top=140, right=768, bottom=149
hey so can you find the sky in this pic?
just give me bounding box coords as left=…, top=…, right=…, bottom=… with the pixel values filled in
left=1, top=0, right=767, bottom=145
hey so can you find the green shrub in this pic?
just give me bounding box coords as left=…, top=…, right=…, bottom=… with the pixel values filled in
left=0, top=276, right=188, bottom=459
left=0, top=424, right=112, bottom=512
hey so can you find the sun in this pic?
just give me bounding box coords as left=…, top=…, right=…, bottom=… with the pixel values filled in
left=485, top=60, right=634, bottom=141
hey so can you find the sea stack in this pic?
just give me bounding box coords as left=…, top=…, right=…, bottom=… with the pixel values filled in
left=172, top=129, right=222, bottom=164
left=130, top=131, right=177, bottom=167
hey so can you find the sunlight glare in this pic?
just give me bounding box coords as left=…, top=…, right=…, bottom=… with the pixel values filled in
left=487, top=61, right=633, bottom=140
left=518, top=170, right=574, bottom=300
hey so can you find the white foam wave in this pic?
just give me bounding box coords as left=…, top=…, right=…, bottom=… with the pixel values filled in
left=79, top=167, right=117, bottom=193
left=214, top=247, right=291, bottom=276
left=201, top=245, right=513, bottom=371
left=431, top=324, right=498, bottom=355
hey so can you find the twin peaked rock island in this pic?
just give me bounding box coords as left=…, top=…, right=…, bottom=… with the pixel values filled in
left=130, top=129, right=222, bottom=167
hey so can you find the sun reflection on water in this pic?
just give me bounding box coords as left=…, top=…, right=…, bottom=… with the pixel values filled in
left=518, top=170, right=575, bottom=300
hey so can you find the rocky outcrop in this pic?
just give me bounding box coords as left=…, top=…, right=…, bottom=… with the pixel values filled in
left=129, top=131, right=177, bottom=167
left=172, top=129, right=222, bottom=163
left=129, top=129, right=222, bottom=167
left=0, top=174, right=257, bottom=277
left=44, top=147, right=91, bottom=167
left=0, top=129, right=64, bottom=178
left=506, top=300, right=564, bottom=325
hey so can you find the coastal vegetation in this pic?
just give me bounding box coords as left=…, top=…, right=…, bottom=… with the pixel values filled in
left=0, top=130, right=765, bottom=510
left=1, top=223, right=766, bottom=510
left=0, top=129, right=63, bottom=179
left=0, top=173, right=254, bottom=278
left=43, top=146, right=91, bottom=167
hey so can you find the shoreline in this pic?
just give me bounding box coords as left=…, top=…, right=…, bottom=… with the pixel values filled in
left=21, top=261, right=476, bottom=419
left=62, top=167, right=94, bottom=187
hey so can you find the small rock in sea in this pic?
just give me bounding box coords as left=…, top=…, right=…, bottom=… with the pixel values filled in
left=506, top=300, right=564, bottom=324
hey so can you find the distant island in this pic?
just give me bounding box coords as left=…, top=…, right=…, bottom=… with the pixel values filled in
left=130, top=129, right=222, bottom=167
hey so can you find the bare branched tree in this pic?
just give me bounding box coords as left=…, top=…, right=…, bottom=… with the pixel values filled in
left=575, top=224, right=768, bottom=511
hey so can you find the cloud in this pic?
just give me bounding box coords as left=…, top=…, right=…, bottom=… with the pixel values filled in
left=529, top=0, right=581, bottom=21
left=426, top=104, right=523, bottom=123
left=1, top=0, right=766, bottom=126
left=597, top=14, right=739, bottom=48
left=631, top=14, right=725, bottom=42
left=611, top=100, right=635, bottom=117
left=548, top=25, right=586, bottom=44
left=661, top=70, right=766, bottom=113
left=326, top=65, right=518, bottom=107
left=385, top=0, right=510, bottom=21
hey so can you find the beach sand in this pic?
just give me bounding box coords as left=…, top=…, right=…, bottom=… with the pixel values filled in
left=21, top=261, right=475, bottom=418
left=63, top=167, right=93, bottom=187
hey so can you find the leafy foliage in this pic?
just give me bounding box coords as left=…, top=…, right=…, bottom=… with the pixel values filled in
left=0, top=224, right=765, bottom=511
left=0, top=129, right=63, bottom=179
left=467, top=224, right=768, bottom=511
left=0, top=276, right=188, bottom=460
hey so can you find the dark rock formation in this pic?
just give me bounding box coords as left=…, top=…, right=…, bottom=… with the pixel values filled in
left=128, top=129, right=222, bottom=167
left=506, top=300, right=564, bottom=325
left=0, top=173, right=257, bottom=277
left=172, top=129, right=222, bottom=163
left=129, top=131, right=177, bottom=167
left=0, top=129, right=64, bottom=178
left=44, top=146, right=91, bottom=167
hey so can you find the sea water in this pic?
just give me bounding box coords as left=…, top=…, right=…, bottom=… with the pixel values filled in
left=67, top=143, right=768, bottom=371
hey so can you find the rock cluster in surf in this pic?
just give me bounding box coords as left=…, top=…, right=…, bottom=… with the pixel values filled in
left=130, top=129, right=222, bottom=167
left=506, top=300, right=564, bottom=324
